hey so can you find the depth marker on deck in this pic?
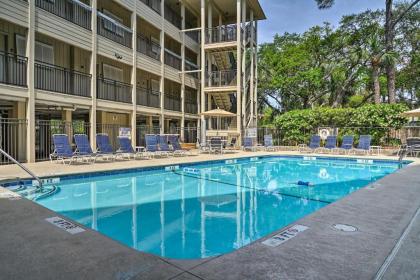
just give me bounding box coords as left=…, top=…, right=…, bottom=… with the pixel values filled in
left=45, top=216, right=85, bottom=235
left=262, top=224, right=309, bottom=247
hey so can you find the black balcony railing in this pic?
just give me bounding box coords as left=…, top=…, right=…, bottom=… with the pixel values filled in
left=137, top=34, right=161, bottom=61
left=139, top=0, right=161, bottom=15
left=206, top=25, right=240, bottom=43
left=35, top=62, right=91, bottom=97
left=35, top=0, right=92, bottom=30
left=245, top=23, right=256, bottom=41
left=164, top=93, right=181, bottom=111
left=185, top=60, right=198, bottom=78
left=185, top=102, right=197, bottom=114
left=186, top=30, right=199, bottom=43
left=164, top=4, right=182, bottom=29
left=164, top=50, right=181, bottom=70
left=97, top=12, right=132, bottom=48
left=136, top=87, right=160, bottom=108
left=206, top=70, right=237, bottom=87
left=97, top=77, right=132, bottom=103
left=0, top=52, right=27, bottom=87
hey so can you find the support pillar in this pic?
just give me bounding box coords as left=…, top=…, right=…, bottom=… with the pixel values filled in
left=131, top=9, right=137, bottom=146
left=180, top=3, right=186, bottom=142
left=90, top=0, right=98, bottom=149
left=200, top=0, right=206, bottom=144
left=236, top=0, right=242, bottom=144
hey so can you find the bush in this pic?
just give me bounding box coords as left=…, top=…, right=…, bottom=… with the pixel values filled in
left=272, top=104, right=408, bottom=146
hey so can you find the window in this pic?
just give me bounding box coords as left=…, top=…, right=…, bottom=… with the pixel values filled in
left=150, top=79, right=159, bottom=92
left=35, top=41, right=54, bottom=64
left=103, top=63, right=123, bottom=82
left=15, top=34, right=26, bottom=56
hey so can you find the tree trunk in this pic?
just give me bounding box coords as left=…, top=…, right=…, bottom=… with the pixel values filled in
left=385, top=0, right=396, bottom=103
left=372, top=60, right=381, bottom=104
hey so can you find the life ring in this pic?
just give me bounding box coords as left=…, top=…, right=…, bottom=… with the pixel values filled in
left=319, top=128, right=330, bottom=140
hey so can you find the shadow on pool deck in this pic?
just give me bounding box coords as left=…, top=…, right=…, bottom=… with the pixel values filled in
left=0, top=152, right=419, bottom=279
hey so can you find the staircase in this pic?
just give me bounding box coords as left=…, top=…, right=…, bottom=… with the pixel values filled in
left=212, top=93, right=232, bottom=111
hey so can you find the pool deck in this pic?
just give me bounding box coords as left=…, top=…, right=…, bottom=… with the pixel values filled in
left=1, top=151, right=420, bottom=279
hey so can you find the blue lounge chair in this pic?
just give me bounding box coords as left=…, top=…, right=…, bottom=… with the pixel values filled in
left=50, top=134, right=81, bottom=164
left=117, top=136, right=150, bottom=159
left=318, top=136, right=337, bottom=153
left=299, top=135, right=321, bottom=153
left=168, top=135, right=190, bottom=156
left=264, top=135, right=277, bottom=151
left=353, top=135, right=372, bottom=155
left=335, top=135, right=354, bottom=154
left=158, top=135, right=173, bottom=156
left=74, top=134, right=97, bottom=163
left=243, top=137, right=256, bottom=152
left=145, top=134, right=167, bottom=158
left=96, top=133, right=121, bottom=160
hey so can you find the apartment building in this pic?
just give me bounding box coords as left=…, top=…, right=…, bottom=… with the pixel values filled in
left=0, top=0, right=265, bottom=163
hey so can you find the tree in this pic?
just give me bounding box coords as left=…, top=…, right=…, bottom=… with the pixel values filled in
left=316, top=0, right=420, bottom=103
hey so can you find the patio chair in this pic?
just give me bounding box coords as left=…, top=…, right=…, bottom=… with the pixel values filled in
left=352, top=135, right=372, bottom=155
left=96, top=133, right=122, bottom=160
left=243, top=137, right=257, bottom=152
left=406, top=137, right=420, bottom=157
left=299, top=135, right=321, bottom=153
left=74, top=134, right=98, bottom=163
left=334, top=135, right=354, bottom=154
left=318, top=136, right=337, bottom=153
left=145, top=134, right=168, bottom=158
left=158, top=135, right=174, bottom=157
left=117, top=136, right=151, bottom=159
left=224, top=137, right=238, bottom=153
left=210, top=137, right=224, bottom=154
left=264, top=135, right=277, bottom=152
left=168, top=135, right=190, bottom=156
left=50, top=134, right=82, bottom=164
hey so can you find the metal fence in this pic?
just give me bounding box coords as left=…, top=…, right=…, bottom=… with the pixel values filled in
left=164, top=4, right=181, bottom=29
left=137, top=34, right=161, bottom=61
left=0, top=119, right=27, bottom=165
left=136, top=125, right=160, bottom=147
left=206, top=70, right=237, bottom=87
left=97, top=12, right=132, bottom=48
left=176, top=127, right=198, bottom=144
left=35, top=0, right=92, bottom=30
left=140, top=0, right=161, bottom=14
left=164, top=93, right=181, bottom=111
left=0, top=52, right=27, bottom=87
left=164, top=50, right=182, bottom=70
left=96, top=123, right=131, bottom=151
left=97, top=77, right=132, bottom=103
left=35, top=120, right=90, bottom=161
left=206, top=25, right=239, bottom=43
left=136, top=87, right=160, bottom=108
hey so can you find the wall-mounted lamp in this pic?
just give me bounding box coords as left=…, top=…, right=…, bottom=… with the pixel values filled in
left=115, top=53, right=123, bottom=59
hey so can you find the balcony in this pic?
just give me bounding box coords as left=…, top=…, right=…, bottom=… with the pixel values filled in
left=137, top=34, right=161, bottom=61
left=164, top=49, right=181, bottom=70
left=164, top=93, right=181, bottom=112
left=97, top=77, right=132, bottom=103
left=185, top=102, right=197, bottom=114
left=206, top=25, right=240, bottom=44
left=185, top=60, right=198, bottom=78
left=140, top=0, right=161, bottom=15
left=206, top=70, right=237, bottom=87
left=97, top=12, right=132, bottom=48
left=35, top=0, right=92, bottom=30
left=245, top=23, right=256, bottom=41
left=164, top=4, right=181, bottom=29
left=136, top=87, right=160, bottom=108
left=0, top=52, right=27, bottom=87
left=35, top=62, right=91, bottom=97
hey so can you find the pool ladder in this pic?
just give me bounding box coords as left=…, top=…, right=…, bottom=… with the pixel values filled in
left=0, top=148, right=43, bottom=191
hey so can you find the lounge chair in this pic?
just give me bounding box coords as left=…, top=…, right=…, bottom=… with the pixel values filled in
left=318, top=136, right=337, bottom=153
left=335, top=135, right=354, bottom=154
left=352, top=135, right=372, bottom=155
left=264, top=135, right=277, bottom=151
left=406, top=137, right=420, bottom=157
left=145, top=134, right=168, bottom=158
left=299, top=135, right=321, bottom=153
left=210, top=137, right=224, bottom=154
left=243, top=137, right=257, bottom=152
left=74, top=134, right=97, bottom=163
left=96, top=133, right=122, bottom=160
left=158, top=135, right=174, bottom=156
left=50, top=134, right=82, bottom=164
left=168, top=135, right=190, bottom=156
left=117, top=136, right=151, bottom=159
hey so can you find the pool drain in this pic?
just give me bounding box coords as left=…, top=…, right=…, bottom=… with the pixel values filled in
left=332, top=224, right=358, bottom=232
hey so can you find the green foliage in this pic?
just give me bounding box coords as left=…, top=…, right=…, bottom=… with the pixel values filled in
left=272, top=104, right=408, bottom=146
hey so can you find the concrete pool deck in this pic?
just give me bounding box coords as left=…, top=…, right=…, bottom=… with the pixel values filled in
left=0, top=151, right=419, bottom=279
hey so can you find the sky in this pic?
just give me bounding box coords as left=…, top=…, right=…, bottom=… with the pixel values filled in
left=258, top=0, right=385, bottom=43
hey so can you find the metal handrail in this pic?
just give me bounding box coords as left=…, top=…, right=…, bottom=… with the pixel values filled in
left=0, top=148, right=43, bottom=190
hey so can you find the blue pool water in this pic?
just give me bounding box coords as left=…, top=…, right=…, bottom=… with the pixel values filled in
left=16, top=156, right=404, bottom=259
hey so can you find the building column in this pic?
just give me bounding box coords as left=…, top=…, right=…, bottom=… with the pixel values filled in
left=14, top=102, right=27, bottom=162
left=200, top=0, right=206, bottom=144
left=131, top=9, right=137, bottom=146
left=90, top=0, right=98, bottom=149
left=180, top=3, right=186, bottom=142
left=236, top=0, right=242, bottom=144
left=241, top=0, right=246, bottom=129
left=160, top=0, right=165, bottom=134
left=250, top=10, right=255, bottom=126
left=254, top=20, right=259, bottom=127
left=26, top=0, right=36, bottom=163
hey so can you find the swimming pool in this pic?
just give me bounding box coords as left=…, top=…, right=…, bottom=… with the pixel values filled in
left=10, top=156, right=406, bottom=259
